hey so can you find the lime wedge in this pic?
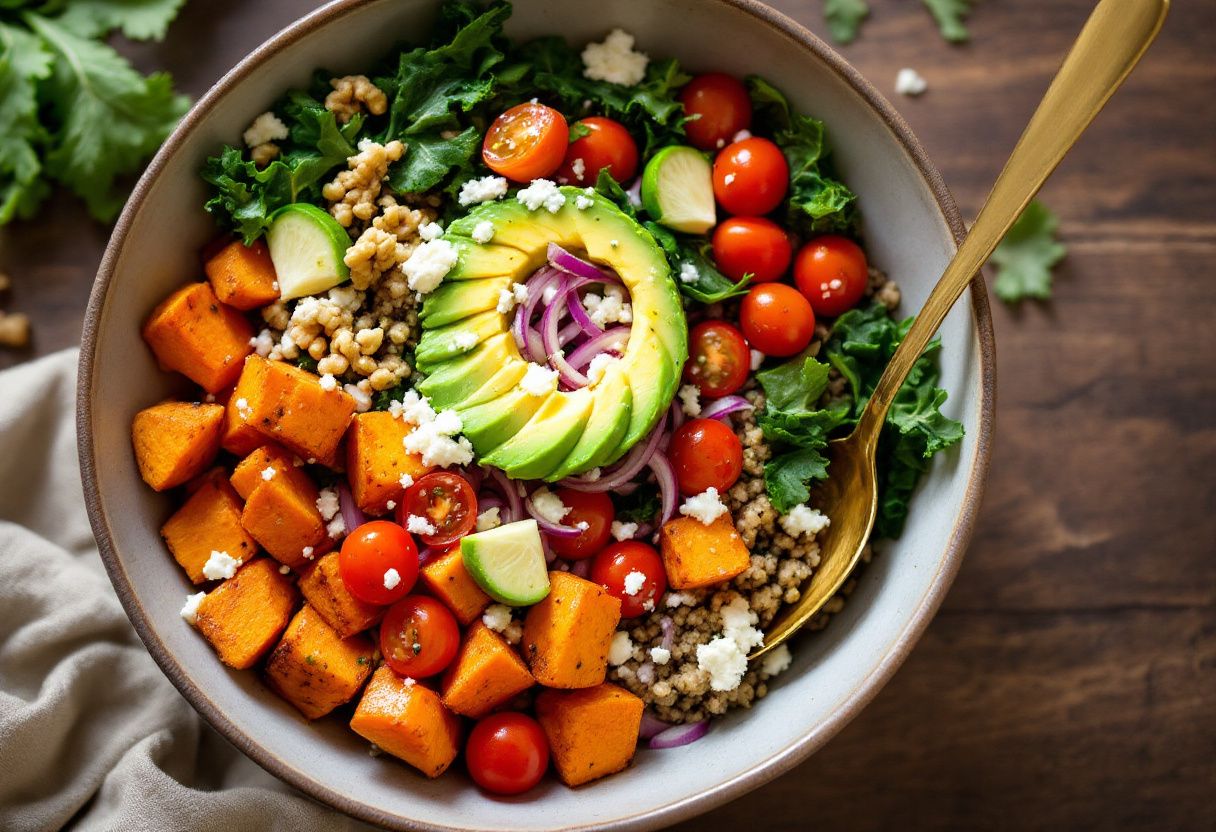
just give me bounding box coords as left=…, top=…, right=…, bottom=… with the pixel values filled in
left=461, top=519, right=550, bottom=606
left=266, top=203, right=351, bottom=301
left=641, top=145, right=716, bottom=235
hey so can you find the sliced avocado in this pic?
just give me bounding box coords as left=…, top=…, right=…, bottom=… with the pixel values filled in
left=444, top=235, right=535, bottom=282
left=457, top=385, right=547, bottom=451
left=448, top=198, right=582, bottom=254
left=546, top=362, right=633, bottom=481
left=416, top=333, right=524, bottom=411
left=460, top=360, right=530, bottom=410
left=421, top=275, right=514, bottom=330
left=414, top=309, right=506, bottom=372
left=481, top=387, right=594, bottom=480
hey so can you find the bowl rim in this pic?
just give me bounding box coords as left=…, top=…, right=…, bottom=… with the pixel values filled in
left=77, top=0, right=996, bottom=829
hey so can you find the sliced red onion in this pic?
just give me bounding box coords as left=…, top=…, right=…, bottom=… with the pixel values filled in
left=566, top=288, right=603, bottom=339
left=649, top=719, right=710, bottom=750
left=540, top=280, right=590, bottom=388
left=337, top=482, right=366, bottom=532
left=524, top=489, right=584, bottom=539
left=639, top=712, right=672, bottom=740
left=566, top=326, right=631, bottom=372
left=659, top=616, right=675, bottom=650
left=456, top=465, right=482, bottom=492
left=634, top=521, right=654, bottom=538
left=647, top=451, right=678, bottom=524
left=476, top=494, right=504, bottom=513
left=417, top=544, right=442, bottom=568
left=543, top=537, right=557, bottom=563
left=560, top=411, right=666, bottom=492
left=513, top=267, right=562, bottom=359
left=625, top=177, right=642, bottom=207
left=669, top=400, right=684, bottom=431
left=486, top=467, right=523, bottom=523
left=569, top=558, right=590, bottom=578
left=557, top=319, right=584, bottom=348
left=701, top=395, right=755, bottom=421
left=548, top=242, right=612, bottom=282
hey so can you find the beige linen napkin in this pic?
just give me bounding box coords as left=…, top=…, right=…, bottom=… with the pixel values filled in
left=0, top=349, right=370, bottom=832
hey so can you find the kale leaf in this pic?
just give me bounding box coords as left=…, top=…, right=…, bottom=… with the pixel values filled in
left=921, top=0, right=973, bottom=44
left=992, top=200, right=1067, bottom=303
left=614, top=482, right=662, bottom=524
left=824, top=0, right=870, bottom=44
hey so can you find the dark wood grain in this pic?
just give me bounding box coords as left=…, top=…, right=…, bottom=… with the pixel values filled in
left=2, top=1, right=1212, bottom=829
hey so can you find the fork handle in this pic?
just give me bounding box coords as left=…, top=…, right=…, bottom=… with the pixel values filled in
left=855, top=0, right=1168, bottom=446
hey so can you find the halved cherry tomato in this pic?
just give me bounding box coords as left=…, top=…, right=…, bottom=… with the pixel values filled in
left=483, top=103, right=569, bottom=183
left=679, top=73, right=753, bottom=151
left=794, top=235, right=869, bottom=318
left=380, top=595, right=460, bottom=678
left=669, top=418, right=743, bottom=495
left=740, top=283, right=815, bottom=357
left=556, top=117, right=639, bottom=186
left=590, top=541, right=667, bottom=618
left=548, top=488, right=614, bottom=560
left=711, top=217, right=792, bottom=283
left=397, top=472, right=477, bottom=547
left=338, top=520, right=418, bottom=606
left=683, top=320, right=749, bottom=398
left=713, top=137, right=789, bottom=216
left=466, top=712, right=550, bottom=795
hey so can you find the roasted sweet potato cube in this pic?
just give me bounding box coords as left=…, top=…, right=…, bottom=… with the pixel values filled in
left=441, top=622, right=533, bottom=718
left=298, top=552, right=383, bottom=638
left=233, top=357, right=355, bottom=465
left=345, top=412, right=430, bottom=515
left=265, top=604, right=375, bottom=720
left=522, top=571, right=621, bottom=689
left=161, top=473, right=258, bottom=584
left=241, top=474, right=328, bottom=569
left=194, top=559, right=297, bottom=669
left=205, top=239, right=280, bottom=310
left=230, top=443, right=311, bottom=500
left=419, top=547, right=492, bottom=626
left=659, top=515, right=750, bottom=589
left=131, top=400, right=224, bottom=491
left=221, top=361, right=270, bottom=456
left=350, top=666, right=462, bottom=778
left=142, top=282, right=254, bottom=393
left=535, top=683, right=644, bottom=786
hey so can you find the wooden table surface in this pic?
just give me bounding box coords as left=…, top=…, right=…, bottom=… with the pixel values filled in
left=2, top=1, right=1212, bottom=829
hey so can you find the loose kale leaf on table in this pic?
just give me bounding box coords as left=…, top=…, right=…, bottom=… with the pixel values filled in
left=992, top=200, right=1067, bottom=304
left=824, top=0, right=870, bottom=44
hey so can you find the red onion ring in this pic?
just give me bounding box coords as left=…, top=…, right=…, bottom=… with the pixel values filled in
left=649, top=719, right=709, bottom=750
left=524, top=489, right=584, bottom=539
left=548, top=242, right=614, bottom=282
left=669, top=400, right=684, bottom=431
left=486, top=467, right=523, bottom=523
left=540, top=280, right=591, bottom=388
left=701, top=395, right=755, bottom=421
left=337, top=482, right=365, bottom=534
left=560, top=411, right=667, bottom=492
left=569, top=558, right=590, bottom=578
left=639, top=712, right=671, bottom=740
left=565, top=326, right=631, bottom=372
left=647, top=451, right=678, bottom=524
left=566, top=288, right=604, bottom=339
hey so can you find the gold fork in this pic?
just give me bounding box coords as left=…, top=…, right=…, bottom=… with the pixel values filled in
left=752, top=0, right=1169, bottom=660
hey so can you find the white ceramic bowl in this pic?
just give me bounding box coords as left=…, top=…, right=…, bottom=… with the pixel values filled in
left=79, top=1, right=995, bottom=829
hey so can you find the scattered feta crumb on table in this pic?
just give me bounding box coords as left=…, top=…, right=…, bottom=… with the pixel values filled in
left=895, top=67, right=928, bottom=97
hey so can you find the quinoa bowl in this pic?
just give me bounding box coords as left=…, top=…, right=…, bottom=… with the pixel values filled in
left=79, top=0, right=995, bottom=829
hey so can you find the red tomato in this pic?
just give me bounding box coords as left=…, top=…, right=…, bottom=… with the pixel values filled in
left=380, top=595, right=460, bottom=678
left=713, top=137, right=789, bottom=216
left=711, top=217, right=792, bottom=283
left=679, top=73, right=753, bottom=151
left=556, top=117, right=639, bottom=186
left=794, top=235, right=870, bottom=318
left=465, top=712, right=550, bottom=795
left=338, top=520, right=418, bottom=606
left=683, top=320, right=749, bottom=398
left=483, top=103, right=569, bottom=183
left=590, top=541, right=667, bottom=618
left=547, top=488, right=615, bottom=560
left=397, top=472, right=477, bottom=547
left=740, top=283, right=815, bottom=357
left=669, top=418, right=744, bottom=495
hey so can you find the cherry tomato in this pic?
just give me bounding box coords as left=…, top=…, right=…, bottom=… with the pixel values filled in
left=547, top=488, right=615, bottom=560
left=556, top=117, right=639, bottom=186
left=711, top=217, right=792, bottom=283
left=683, top=320, right=749, bottom=398
left=669, top=418, right=743, bottom=495
left=713, top=137, right=789, bottom=216
left=338, top=520, right=418, bottom=606
left=794, top=235, right=870, bottom=318
left=397, top=472, right=477, bottom=547
left=740, top=283, right=816, bottom=357
left=465, top=712, right=550, bottom=795
left=380, top=595, right=460, bottom=678
left=590, top=541, right=667, bottom=618
left=483, top=103, right=569, bottom=183
left=679, top=73, right=752, bottom=151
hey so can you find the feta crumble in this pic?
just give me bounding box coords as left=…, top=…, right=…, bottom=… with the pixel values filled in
left=401, top=394, right=474, bottom=467
left=779, top=504, right=831, bottom=537
left=471, top=220, right=495, bottom=244
left=260, top=466, right=277, bottom=481
left=453, top=331, right=479, bottom=352
left=399, top=473, right=414, bottom=489
left=383, top=568, right=401, bottom=590
left=482, top=604, right=512, bottom=632
left=458, top=175, right=509, bottom=206
left=327, top=515, right=347, bottom=539
left=720, top=594, right=764, bottom=652
left=316, top=488, right=340, bottom=521
left=895, top=67, right=928, bottom=97
left=732, top=129, right=752, bottom=142
left=582, top=285, right=632, bottom=327
left=242, top=111, right=288, bottom=148
left=760, top=643, right=793, bottom=676
left=696, top=636, right=748, bottom=692
left=610, top=520, right=638, bottom=541
left=302, top=546, right=315, bottom=560
left=520, top=362, right=560, bottom=396
left=679, top=487, right=728, bottom=525
left=202, top=550, right=241, bottom=581
left=750, top=348, right=765, bottom=371
left=530, top=487, right=570, bottom=524
left=250, top=329, right=275, bottom=357
left=586, top=352, right=617, bottom=385
left=607, top=630, right=634, bottom=666
left=570, top=157, right=586, bottom=180
left=575, top=194, right=595, bottom=210
left=517, top=179, right=566, bottom=213
left=665, top=591, right=696, bottom=608
left=581, top=28, right=649, bottom=86
left=476, top=506, right=502, bottom=532
left=180, top=592, right=206, bottom=625
left=678, top=383, right=702, bottom=417
left=622, top=570, right=646, bottom=596
left=406, top=514, right=437, bottom=536
left=678, top=262, right=699, bottom=284
left=649, top=646, right=671, bottom=665
left=402, top=239, right=458, bottom=294
left=344, top=383, right=372, bottom=413
left=318, top=373, right=337, bottom=392
left=419, top=221, right=444, bottom=241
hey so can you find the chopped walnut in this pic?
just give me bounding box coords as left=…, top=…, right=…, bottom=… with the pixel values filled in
left=250, top=142, right=280, bottom=167
left=342, top=197, right=429, bottom=290
left=0, top=312, right=31, bottom=348
left=324, top=75, right=389, bottom=124
left=322, top=139, right=405, bottom=228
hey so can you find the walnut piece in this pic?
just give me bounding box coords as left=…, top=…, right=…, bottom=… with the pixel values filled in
left=324, top=75, right=389, bottom=124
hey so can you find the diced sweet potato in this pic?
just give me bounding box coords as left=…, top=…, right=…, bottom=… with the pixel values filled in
left=161, top=472, right=257, bottom=584
left=350, top=666, right=462, bottom=778
left=522, top=571, right=621, bottom=689
left=221, top=361, right=268, bottom=456
left=241, top=473, right=328, bottom=569
left=232, top=356, right=355, bottom=465
left=441, top=622, right=534, bottom=718
left=142, top=282, right=254, bottom=393
left=298, top=552, right=383, bottom=638
left=205, top=239, right=280, bottom=310
left=131, top=400, right=224, bottom=491
left=345, top=412, right=430, bottom=515
left=194, top=558, right=298, bottom=669
left=535, top=683, right=644, bottom=786
left=659, top=515, right=751, bottom=590
left=265, top=604, right=375, bottom=720
left=230, top=443, right=311, bottom=500
left=419, top=547, right=492, bottom=626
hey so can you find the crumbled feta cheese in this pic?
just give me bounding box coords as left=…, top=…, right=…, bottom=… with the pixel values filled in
left=582, top=285, right=632, bottom=327
left=327, top=515, right=347, bottom=539
left=607, top=630, right=634, bottom=666
left=779, top=504, right=831, bottom=537
left=650, top=646, right=671, bottom=665
left=750, top=348, right=764, bottom=371
left=458, top=175, right=509, bottom=206
left=402, top=401, right=474, bottom=468
left=732, top=129, right=752, bottom=143
left=622, top=570, right=646, bottom=596
left=520, top=362, right=560, bottom=397
left=610, top=520, right=638, bottom=541
left=250, top=329, right=275, bottom=357
left=180, top=591, right=206, bottom=625
left=471, top=220, right=495, bottom=244
left=234, top=397, right=251, bottom=419
left=517, top=179, right=566, bottom=213
left=385, top=500, right=397, bottom=511
left=496, top=288, right=517, bottom=314
left=665, top=591, right=695, bottom=608
left=453, top=331, right=479, bottom=352
left=344, top=383, right=372, bottom=413
left=895, top=67, right=928, bottom=96
left=575, top=194, right=595, bottom=210
left=678, top=262, right=699, bottom=284
left=476, top=506, right=502, bottom=532
left=678, top=383, right=702, bottom=417
left=584, top=467, right=602, bottom=481
left=720, top=594, right=764, bottom=652
left=406, top=514, right=437, bottom=536
left=402, top=239, right=458, bottom=294
left=302, top=546, right=315, bottom=560
left=242, top=111, right=288, bottom=148
left=482, top=604, right=512, bottom=632
left=318, top=373, right=337, bottom=392
left=697, top=636, right=748, bottom=691
left=542, top=283, right=559, bottom=304
left=395, top=389, right=435, bottom=425
left=760, top=643, right=793, bottom=676
left=383, top=568, right=401, bottom=590
left=530, top=488, right=571, bottom=524
left=260, top=467, right=276, bottom=482
left=723, top=172, right=736, bottom=185
left=570, top=157, right=586, bottom=180
left=679, top=487, right=728, bottom=525
left=399, top=473, right=414, bottom=489
left=316, top=488, right=340, bottom=521
left=586, top=352, right=617, bottom=385
left=512, top=282, right=529, bottom=305
left=581, top=28, right=649, bottom=86
left=419, top=221, right=444, bottom=241
left=202, top=550, right=241, bottom=581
